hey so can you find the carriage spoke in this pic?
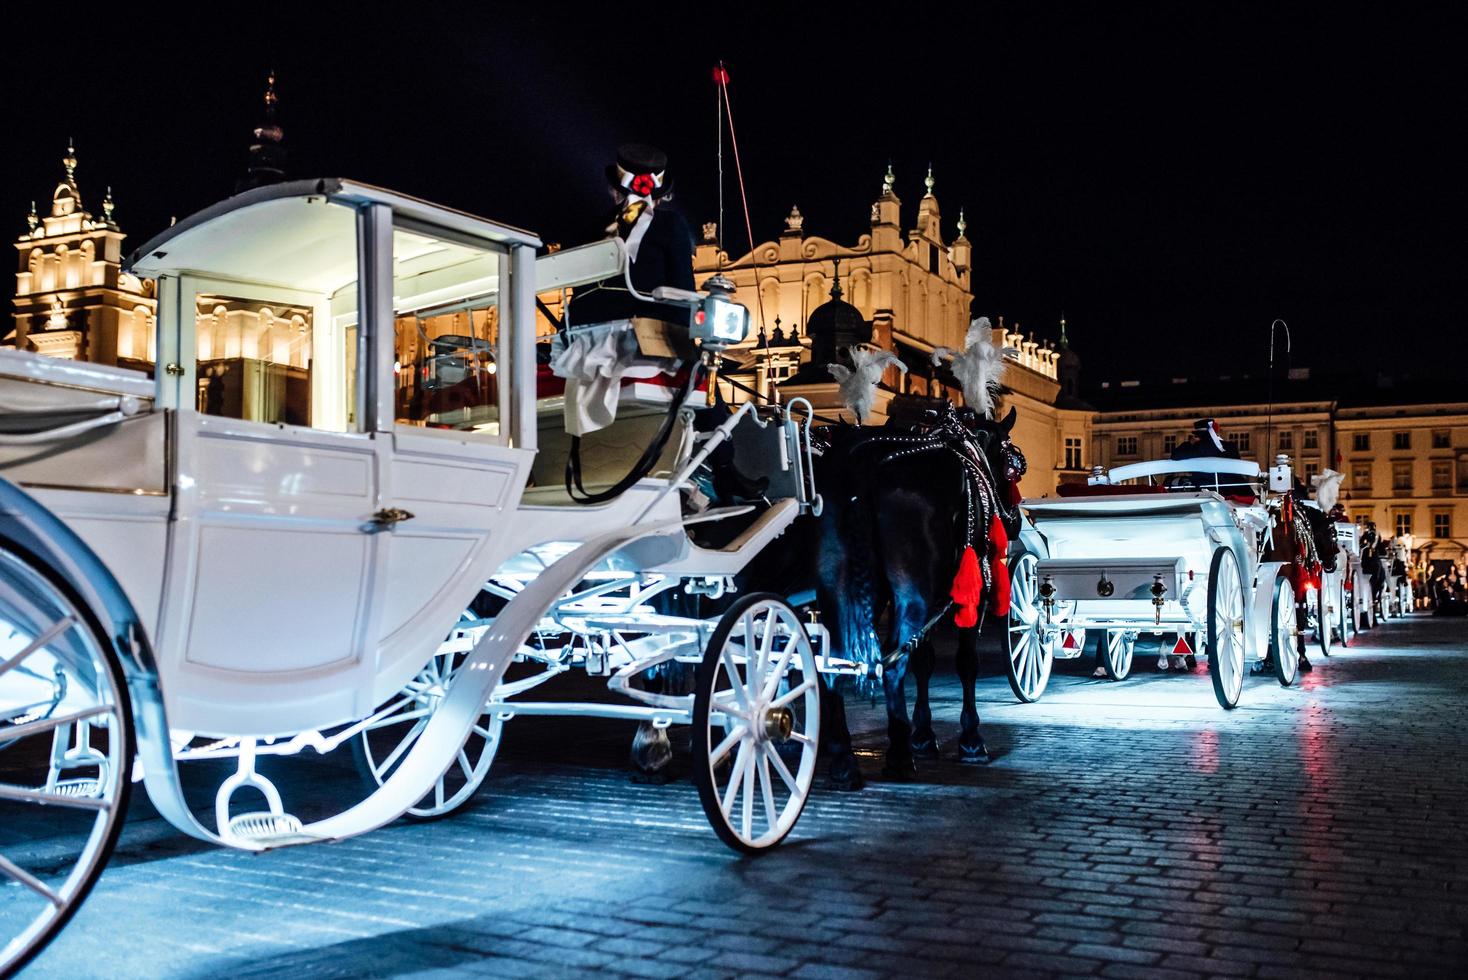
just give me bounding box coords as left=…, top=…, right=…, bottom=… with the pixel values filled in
left=457, top=749, right=474, bottom=781
left=721, top=741, right=751, bottom=817
left=0, top=853, right=63, bottom=907
left=741, top=748, right=755, bottom=840
left=1, top=706, right=112, bottom=743
left=0, top=615, right=76, bottom=682
left=0, top=783, right=111, bottom=811
left=762, top=741, right=801, bottom=795
left=760, top=635, right=797, bottom=702
left=375, top=716, right=429, bottom=775
left=758, top=753, right=778, bottom=829
left=472, top=724, right=496, bottom=740
left=769, top=677, right=816, bottom=710
left=434, top=778, right=445, bottom=809
left=720, top=646, right=751, bottom=713
left=786, top=730, right=814, bottom=747
left=709, top=725, right=748, bottom=768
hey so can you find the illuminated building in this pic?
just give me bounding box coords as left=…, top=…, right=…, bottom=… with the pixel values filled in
left=9, top=142, right=156, bottom=369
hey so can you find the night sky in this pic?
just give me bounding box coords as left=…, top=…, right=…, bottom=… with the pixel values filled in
left=4, top=3, right=1462, bottom=385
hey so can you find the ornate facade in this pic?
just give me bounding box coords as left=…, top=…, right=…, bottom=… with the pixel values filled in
left=9, top=143, right=156, bottom=370
left=692, top=166, right=1089, bottom=500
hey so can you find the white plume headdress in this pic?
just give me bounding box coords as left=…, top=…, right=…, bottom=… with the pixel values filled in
left=828, top=347, right=907, bottom=423
left=1312, top=469, right=1344, bottom=512
left=949, top=317, right=1012, bottom=418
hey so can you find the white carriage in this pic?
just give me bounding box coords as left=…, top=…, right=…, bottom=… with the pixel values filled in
left=1006, top=456, right=1310, bottom=709
left=0, top=179, right=837, bottom=974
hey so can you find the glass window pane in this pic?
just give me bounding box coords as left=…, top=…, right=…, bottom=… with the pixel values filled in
left=392, top=228, right=503, bottom=438
left=195, top=295, right=313, bottom=426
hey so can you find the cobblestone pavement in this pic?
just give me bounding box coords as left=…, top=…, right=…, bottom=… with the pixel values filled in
left=14, top=614, right=1468, bottom=979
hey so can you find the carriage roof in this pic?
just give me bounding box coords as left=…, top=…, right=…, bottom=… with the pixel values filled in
left=125, top=178, right=542, bottom=286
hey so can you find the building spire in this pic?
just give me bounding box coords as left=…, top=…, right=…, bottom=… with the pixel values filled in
left=62, top=139, right=78, bottom=183
left=26, top=201, right=38, bottom=232
left=1059, top=314, right=1069, bottom=347
left=830, top=258, right=843, bottom=300
left=236, top=69, right=287, bottom=194
left=102, top=186, right=116, bottom=226
left=882, top=161, right=895, bottom=198
left=956, top=208, right=967, bottom=238
left=923, top=163, right=935, bottom=198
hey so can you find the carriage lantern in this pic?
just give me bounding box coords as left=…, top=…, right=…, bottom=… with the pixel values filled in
left=1150, top=574, right=1168, bottom=624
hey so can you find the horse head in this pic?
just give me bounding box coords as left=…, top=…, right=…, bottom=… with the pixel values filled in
left=957, top=405, right=1026, bottom=534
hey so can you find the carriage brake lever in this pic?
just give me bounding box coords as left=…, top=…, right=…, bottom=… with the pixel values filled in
left=1151, top=575, right=1168, bottom=625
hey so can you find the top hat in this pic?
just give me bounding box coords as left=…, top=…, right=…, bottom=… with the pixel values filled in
left=606, top=143, right=673, bottom=200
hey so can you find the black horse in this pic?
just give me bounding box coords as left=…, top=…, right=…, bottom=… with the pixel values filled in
left=809, top=404, right=1025, bottom=785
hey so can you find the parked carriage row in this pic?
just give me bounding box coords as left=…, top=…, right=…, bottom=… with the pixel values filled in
left=1005, top=457, right=1401, bottom=709
left=0, top=180, right=1417, bottom=976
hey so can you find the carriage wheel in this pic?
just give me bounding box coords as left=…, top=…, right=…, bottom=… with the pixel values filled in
left=1005, top=552, right=1055, bottom=702
left=1, top=540, right=133, bottom=977
left=355, top=619, right=502, bottom=820
left=1206, top=547, right=1246, bottom=709
left=1269, top=576, right=1299, bottom=687
left=1101, top=630, right=1136, bottom=681
left=692, top=594, right=820, bottom=854
left=1338, top=578, right=1353, bottom=647
left=1314, top=587, right=1332, bottom=658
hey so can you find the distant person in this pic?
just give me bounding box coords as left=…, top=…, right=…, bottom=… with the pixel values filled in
left=1171, top=418, right=1245, bottom=495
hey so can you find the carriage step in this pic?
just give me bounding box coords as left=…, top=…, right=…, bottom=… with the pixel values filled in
left=226, top=811, right=314, bottom=846
left=52, top=778, right=102, bottom=797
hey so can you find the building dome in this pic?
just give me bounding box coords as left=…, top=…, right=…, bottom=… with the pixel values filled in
left=804, top=275, right=871, bottom=366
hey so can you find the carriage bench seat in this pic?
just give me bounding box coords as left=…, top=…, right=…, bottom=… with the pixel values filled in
left=1057, top=482, right=1168, bottom=497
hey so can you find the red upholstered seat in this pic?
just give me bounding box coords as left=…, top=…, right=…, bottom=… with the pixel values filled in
left=1056, top=482, right=1169, bottom=497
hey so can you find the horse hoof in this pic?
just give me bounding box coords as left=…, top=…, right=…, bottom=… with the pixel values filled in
left=1185, top=655, right=1198, bottom=671
left=828, top=755, right=865, bottom=792
left=1298, top=656, right=1314, bottom=673
left=882, top=758, right=917, bottom=782
left=629, top=765, right=676, bottom=786
left=959, top=743, right=991, bottom=765
left=910, top=736, right=939, bottom=758
left=1251, top=658, right=1272, bottom=676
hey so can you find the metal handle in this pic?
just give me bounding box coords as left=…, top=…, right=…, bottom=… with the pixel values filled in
left=365, top=507, right=415, bottom=533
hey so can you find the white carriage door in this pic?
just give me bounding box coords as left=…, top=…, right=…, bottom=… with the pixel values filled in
left=364, top=229, right=534, bottom=708
left=157, top=268, right=388, bottom=737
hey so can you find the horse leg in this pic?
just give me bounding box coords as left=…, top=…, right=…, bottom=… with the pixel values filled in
left=821, top=675, right=865, bottom=791
left=629, top=666, right=678, bottom=784
left=956, top=625, right=991, bottom=762
left=882, top=651, right=916, bottom=780
left=1296, top=598, right=1313, bottom=673
left=909, top=639, right=939, bottom=757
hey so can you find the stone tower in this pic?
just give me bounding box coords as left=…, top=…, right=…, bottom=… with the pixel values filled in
left=10, top=141, right=156, bottom=368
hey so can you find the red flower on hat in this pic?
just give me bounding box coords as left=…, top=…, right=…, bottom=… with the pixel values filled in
left=630, top=173, right=656, bottom=196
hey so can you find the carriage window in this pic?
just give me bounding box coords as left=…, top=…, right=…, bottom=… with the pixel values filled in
left=195, top=294, right=314, bottom=427
left=392, top=227, right=504, bottom=440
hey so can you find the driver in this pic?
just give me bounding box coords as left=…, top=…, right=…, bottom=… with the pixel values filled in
left=1170, top=418, right=1248, bottom=494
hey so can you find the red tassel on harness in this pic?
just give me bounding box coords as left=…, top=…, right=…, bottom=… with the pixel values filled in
left=988, top=513, right=1012, bottom=616
left=951, top=545, right=984, bottom=628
